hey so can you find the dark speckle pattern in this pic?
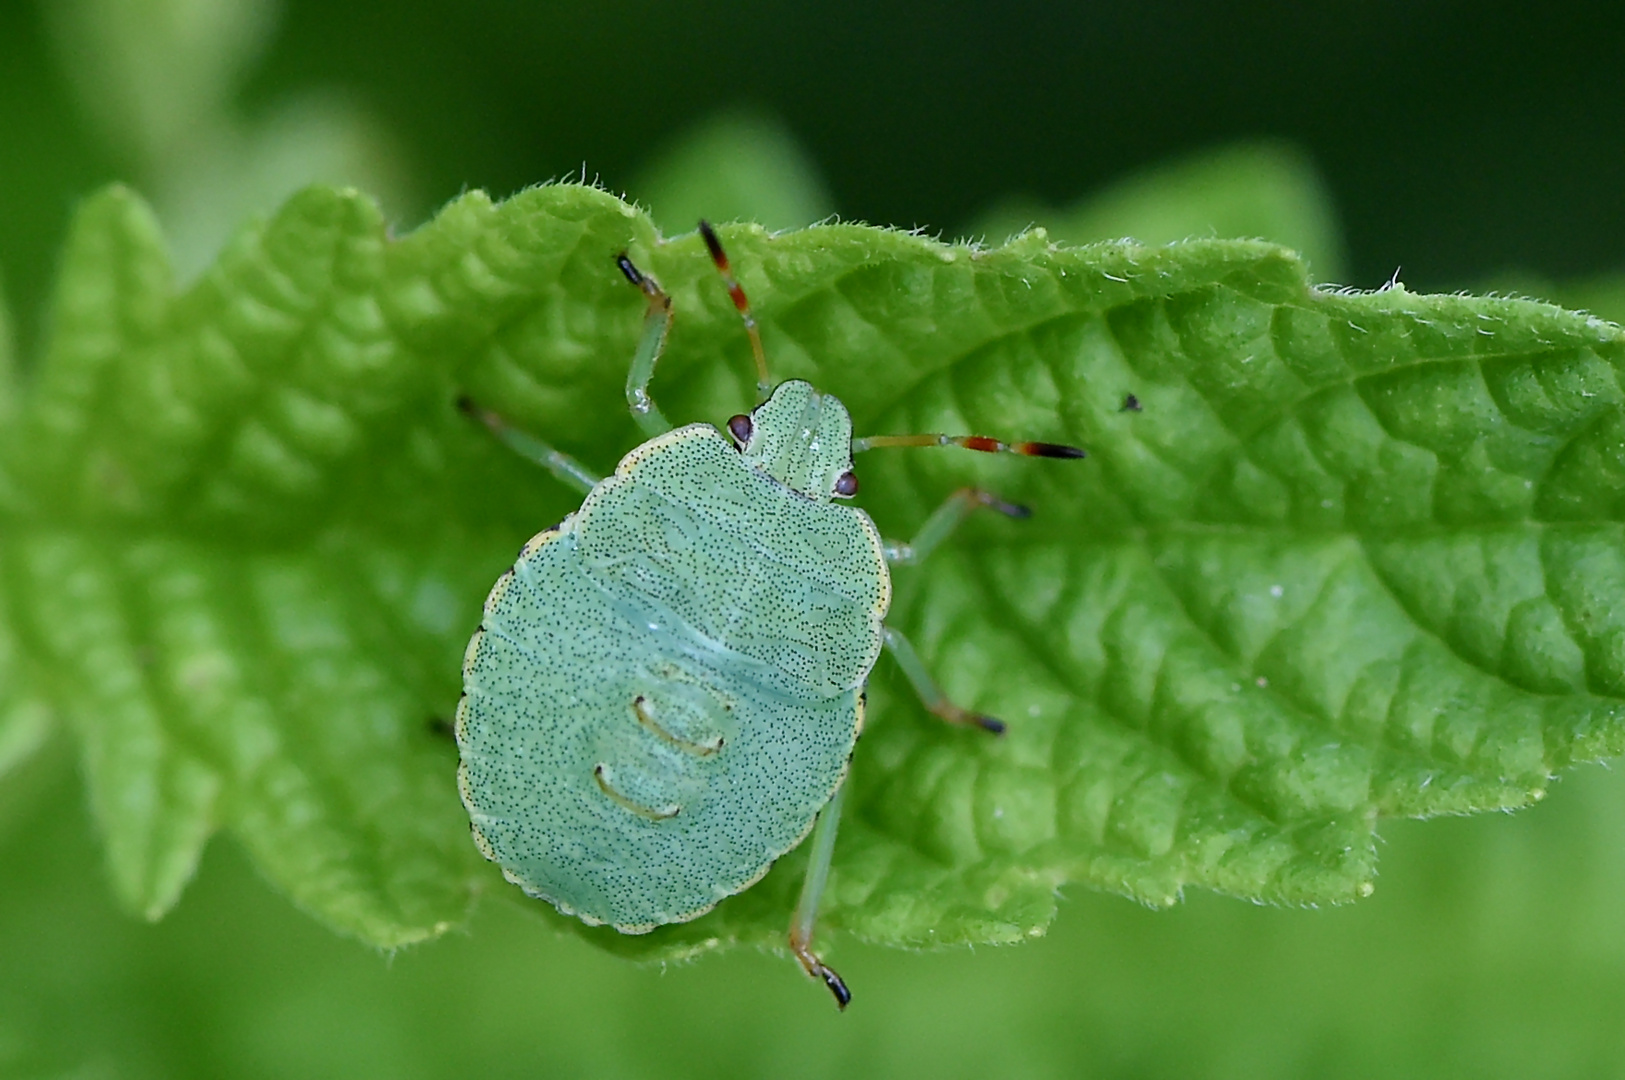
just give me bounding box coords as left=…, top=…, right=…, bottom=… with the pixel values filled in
left=456, top=424, right=888, bottom=931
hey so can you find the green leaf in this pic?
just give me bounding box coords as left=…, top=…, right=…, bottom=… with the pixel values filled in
left=0, top=270, right=49, bottom=785
left=1485, top=270, right=1625, bottom=329
left=44, top=0, right=412, bottom=280
left=8, top=181, right=1625, bottom=960
left=1555, top=274, right=1625, bottom=325
left=970, top=141, right=1347, bottom=282
left=0, top=266, right=14, bottom=408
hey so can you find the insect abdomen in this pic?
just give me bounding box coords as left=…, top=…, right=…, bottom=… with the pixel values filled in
left=458, top=516, right=863, bottom=931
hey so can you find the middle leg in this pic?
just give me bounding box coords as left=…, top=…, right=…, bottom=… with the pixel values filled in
left=882, top=626, right=1006, bottom=735
left=883, top=487, right=1030, bottom=566
left=880, top=486, right=1028, bottom=735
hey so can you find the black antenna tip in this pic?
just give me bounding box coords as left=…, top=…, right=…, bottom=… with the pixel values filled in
left=698, top=220, right=727, bottom=265
left=1022, top=442, right=1088, bottom=459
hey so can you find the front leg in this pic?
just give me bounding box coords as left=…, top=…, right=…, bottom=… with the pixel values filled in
left=615, top=253, right=675, bottom=438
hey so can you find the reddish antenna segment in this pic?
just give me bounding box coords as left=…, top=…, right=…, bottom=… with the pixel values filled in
left=851, top=433, right=1086, bottom=458
left=699, top=220, right=772, bottom=401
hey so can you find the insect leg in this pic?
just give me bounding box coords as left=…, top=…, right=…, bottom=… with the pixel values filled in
left=615, top=252, right=675, bottom=437
left=789, top=775, right=852, bottom=1010
left=457, top=397, right=601, bottom=495
left=881, top=625, right=1006, bottom=735
left=884, top=487, right=1030, bottom=566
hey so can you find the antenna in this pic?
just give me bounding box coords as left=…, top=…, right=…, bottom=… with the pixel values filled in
left=851, top=433, right=1086, bottom=458
left=699, top=220, right=772, bottom=402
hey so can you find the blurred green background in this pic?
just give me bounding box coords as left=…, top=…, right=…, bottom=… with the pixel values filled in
left=5, top=1, right=1625, bottom=1076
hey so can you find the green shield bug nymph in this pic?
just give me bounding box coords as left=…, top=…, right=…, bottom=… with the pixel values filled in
left=455, top=222, right=1086, bottom=1009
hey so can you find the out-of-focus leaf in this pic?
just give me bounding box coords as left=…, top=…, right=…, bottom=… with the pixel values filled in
left=630, top=110, right=835, bottom=235
left=0, top=270, right=45, bottom=783
left=42, top=0, right=277, bottom=165
left=0, top=267, right=14, bottom=420
left=44, top=0, right=410, bottom=279
left=971, top=141, right=1346, bottom=282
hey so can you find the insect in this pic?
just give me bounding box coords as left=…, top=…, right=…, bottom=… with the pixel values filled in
left=455, top=222, right=1085, bottom=1008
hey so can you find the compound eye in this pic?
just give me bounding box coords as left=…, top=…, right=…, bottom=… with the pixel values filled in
left=833, top=471, right=859, bottom=497
left=727, top=414, right=753, bottom=445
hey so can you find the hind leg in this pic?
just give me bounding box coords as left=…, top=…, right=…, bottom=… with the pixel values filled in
left=788, top=776, right=852, bottom=1010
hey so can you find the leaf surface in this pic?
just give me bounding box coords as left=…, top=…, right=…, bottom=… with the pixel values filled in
left=7, top=181, right=1625, bottom=956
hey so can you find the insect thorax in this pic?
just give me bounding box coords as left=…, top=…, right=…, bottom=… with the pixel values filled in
left=739, top=380, right=857, bottom=502
left=590, top=424, right=889, bottom=698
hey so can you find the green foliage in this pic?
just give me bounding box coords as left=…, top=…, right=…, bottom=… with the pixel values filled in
left=631, top=110, right=836, bottom=235
left=8, top=751, right=1625, bottom=1079
left=972, top=141, right=1347, bottom=282
left=1488, top=270, right=1625, bottom=329
left=3, top=179, right=1624, bottom=963
left=39, top=0, right=407, bottom=281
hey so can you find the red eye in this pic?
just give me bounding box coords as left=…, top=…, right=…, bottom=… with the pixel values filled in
left=728, top=414, right=753, bottom=444
left=833, top=471, right=859, bottom=497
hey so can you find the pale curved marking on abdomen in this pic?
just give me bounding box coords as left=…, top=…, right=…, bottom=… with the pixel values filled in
left=459, top=519, right=865, bottom=932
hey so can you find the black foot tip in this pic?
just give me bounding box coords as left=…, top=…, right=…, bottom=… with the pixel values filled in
left=1121, top=393, right=1142, bottom=412
left=454, top=393, right=477, bottom=415
left=975, top=491, right=1031, bottom=519
left=819, top=967, right=852, bottom=1011
left=977, top=715, right=1008, bottom=737
left=615, top=252, right=643, bottom=285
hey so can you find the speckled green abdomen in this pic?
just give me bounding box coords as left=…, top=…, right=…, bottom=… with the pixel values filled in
left=457, top=424, right=889, bottom=931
